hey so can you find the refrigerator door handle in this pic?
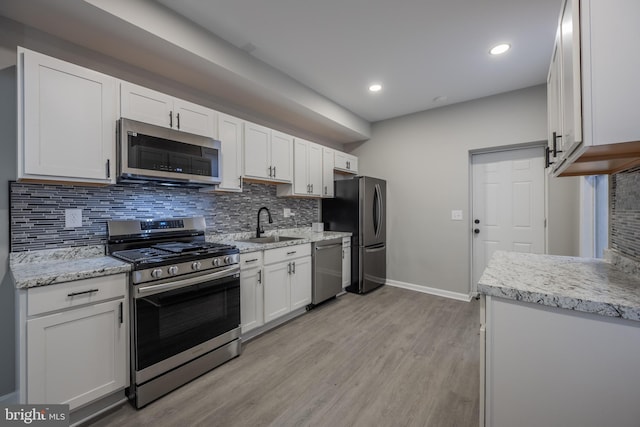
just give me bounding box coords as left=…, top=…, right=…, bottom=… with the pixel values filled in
left=365, top=243, right=386, bottom=253
left=373, top=183, right=383, bottom=238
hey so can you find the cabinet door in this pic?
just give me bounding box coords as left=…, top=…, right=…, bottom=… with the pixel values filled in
left=307, top=143, right=323, bottom=196
left=322, top=147, right=335, bottom=197
left=560, top=0, right=582, bottom=156
left=217, top=113, right=244, bottom=192
left=270, top=131, right=293, bottom=183
left=244, top=122, right=271, bottom=179
left=120, top=82, right=173, bottom=128
left=240, top=266, right=263, bottom=333
left=342, top=245, right=351, bottom=289
left=293, top=139, right=310, bottom=195
left=21, top=49, right=115, bottom=183
left=173, top=98, right=216, bottom=137
left=334, top=151, right=358, bottom=174
left=290, top=256, right=312, bottom=311
left=547, top=29, right=563, bottom=165
left=27, top=299, right=126, bottom=410
left=263, top=262, right=291, bottom=323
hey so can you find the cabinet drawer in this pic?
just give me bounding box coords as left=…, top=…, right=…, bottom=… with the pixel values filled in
left=240, top=251, right=263, bottom=270
left=28, top=274, right=127, bottom=316
left=264, top=244, right=311, bottom=265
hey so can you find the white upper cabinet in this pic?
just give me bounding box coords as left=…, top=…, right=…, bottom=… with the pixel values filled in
left=322, top=147, right=335, bottom=198
left=546, top=28, right=563, bottom=168
left=18, top=47, right=116, bottom=184
left=278, top=138, right=322, bottom=197
left=550, top=0, right=640, bottom=176
left=334, top=151, right=358, bottom=174
left=243, top=122, right=293, bottom=183
left=120, top=82, right=216, bottom=138
left=216, top=113, right=244, bottom=192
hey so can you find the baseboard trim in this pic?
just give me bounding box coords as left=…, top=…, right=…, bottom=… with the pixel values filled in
left=0, top=391, right=18, bottom=404
left=386, top=279, right=472, bottom=302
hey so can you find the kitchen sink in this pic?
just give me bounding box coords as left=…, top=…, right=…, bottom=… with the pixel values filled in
left=237, top=235, right=304, bottom=244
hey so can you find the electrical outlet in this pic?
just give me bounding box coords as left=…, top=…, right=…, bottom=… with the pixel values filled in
left=451, top=210, right=463, bottom=221
left=283, top=208, right=292, bottom=218
left=65, top=209, right=83, bottom=228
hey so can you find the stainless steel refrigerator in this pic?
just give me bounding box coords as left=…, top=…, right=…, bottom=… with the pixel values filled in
left=321, top=176, right=386, bottom=293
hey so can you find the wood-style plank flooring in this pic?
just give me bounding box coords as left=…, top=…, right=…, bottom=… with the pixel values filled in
left=90, top=286, right=480, bottom=427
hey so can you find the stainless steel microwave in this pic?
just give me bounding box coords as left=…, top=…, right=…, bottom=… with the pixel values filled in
left=117, top=118, right=221, bottom=186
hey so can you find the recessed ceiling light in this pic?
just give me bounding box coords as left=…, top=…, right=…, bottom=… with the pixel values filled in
left=433, top=95, right=448, bottom=103
left=369, top=83, right=382, bottom=93
left=489, top=43, right=511, bottom=55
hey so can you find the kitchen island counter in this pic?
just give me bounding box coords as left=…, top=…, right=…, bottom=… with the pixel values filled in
left=478, top=250, right=640, bottom=321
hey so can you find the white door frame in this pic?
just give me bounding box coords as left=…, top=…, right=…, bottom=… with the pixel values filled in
left=468, top=141, right=547, bottom=296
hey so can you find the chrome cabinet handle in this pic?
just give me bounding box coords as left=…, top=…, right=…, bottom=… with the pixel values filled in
left=176, top=112, right=180, bottom=129
left=273, top=166, right=276, bottom=177
left=258, top=270, right=262, bottom=284
left=292, top=261, right=296, bottom=274
left=268, top=166, right=273, bottom=177
left=287, top=262, right=292, bottom=274
left=245, top=258, right=259, bottom=263
left=287, top=251, right=297, bottom=255
left=106, top=159, right=111, bottom=179
left=169, top=111, right=173, bottom=128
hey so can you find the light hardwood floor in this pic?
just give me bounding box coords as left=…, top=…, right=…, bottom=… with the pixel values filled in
left=90, top=286, right=480, bottom=427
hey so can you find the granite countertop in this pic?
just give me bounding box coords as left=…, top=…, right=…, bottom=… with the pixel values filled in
left=478, top=250, right=640, bottom=321
left=10, top=228, right=351, bottom=289
left=208, top=228, right=352, bottom=253
left=10, top=245, right=131, bottom=289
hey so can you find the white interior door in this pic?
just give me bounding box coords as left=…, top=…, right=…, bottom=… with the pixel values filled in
left=471, top=147, right=545, bottom=291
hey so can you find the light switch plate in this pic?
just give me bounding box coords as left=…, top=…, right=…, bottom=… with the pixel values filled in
left=65, top=209, right=82, bottom=228
left=451, top=210, right=463, bottom=221
left=283, top=208, right=292, bottom=218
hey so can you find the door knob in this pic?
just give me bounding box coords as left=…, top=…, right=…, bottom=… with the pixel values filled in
left=474, top=219, right=480, bottom=224
left=474, top=229, right=480, bottom=234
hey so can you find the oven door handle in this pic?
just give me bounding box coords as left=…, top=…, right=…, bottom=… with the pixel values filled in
left=135, top=266, right=240, bottom=298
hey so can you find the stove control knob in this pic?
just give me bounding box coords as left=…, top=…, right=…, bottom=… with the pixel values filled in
left=191, top=261, right=202, bottom=271
left=168, top=266, right=179, bottom=276
left=151, top=268, right=163, bottom=279
left=213, top=258, right=221, bottom=267
left=224, top=256, right=231, bottom=264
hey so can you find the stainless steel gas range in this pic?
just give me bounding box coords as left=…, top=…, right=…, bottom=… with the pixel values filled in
left=107, top=216, right=241, bottom=408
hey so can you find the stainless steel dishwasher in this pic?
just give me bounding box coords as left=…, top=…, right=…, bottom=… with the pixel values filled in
left=312, top=238, right=344, bottom=305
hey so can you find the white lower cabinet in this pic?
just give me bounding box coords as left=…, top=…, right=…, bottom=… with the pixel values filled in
left=243, top=244, right=312, bottom=327
left=22, top=274, right=128, bottom=411
left=481, top=295, right=640, bottom=427
left=263, top=261, right=291, bottom=323
left=342, top=237, right=351, bottom=289
left=239, top=252, right=264, bottom=333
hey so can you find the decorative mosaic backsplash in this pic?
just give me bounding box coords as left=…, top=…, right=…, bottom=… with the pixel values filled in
left=610, top=165, right=640, bottom=261
left=10, top=181, right=319, bottom=252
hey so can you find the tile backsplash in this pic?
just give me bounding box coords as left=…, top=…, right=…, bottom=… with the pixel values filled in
left=610, top=165, right=640, bottom=261
left=10, top=181, right=318, bottom=252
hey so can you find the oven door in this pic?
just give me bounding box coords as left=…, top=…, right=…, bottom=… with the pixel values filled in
left=133, top=266, right=240, bottom=384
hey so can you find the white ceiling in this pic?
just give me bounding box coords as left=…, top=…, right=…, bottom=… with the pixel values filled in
left=155, top=0, right=562, bottom=122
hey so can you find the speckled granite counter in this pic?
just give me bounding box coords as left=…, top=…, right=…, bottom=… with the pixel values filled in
left=11, top=245, right=131, bottom=289
left=10, top=228, right=350, bottom=289
left=207, top=228, right=352, bottom=253
left=478, top=250, right=640, bottom=321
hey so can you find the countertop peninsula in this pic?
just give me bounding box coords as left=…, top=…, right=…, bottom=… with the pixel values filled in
left=478, top=250, right=640, bottom=321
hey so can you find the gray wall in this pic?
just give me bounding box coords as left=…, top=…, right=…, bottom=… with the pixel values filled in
left=350, top=85, right=580, bottom=296
left=0, top=66, right=17, bottom=397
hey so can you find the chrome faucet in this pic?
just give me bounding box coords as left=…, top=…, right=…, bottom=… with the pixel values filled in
left=256, top=206, right=273, bottom=238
